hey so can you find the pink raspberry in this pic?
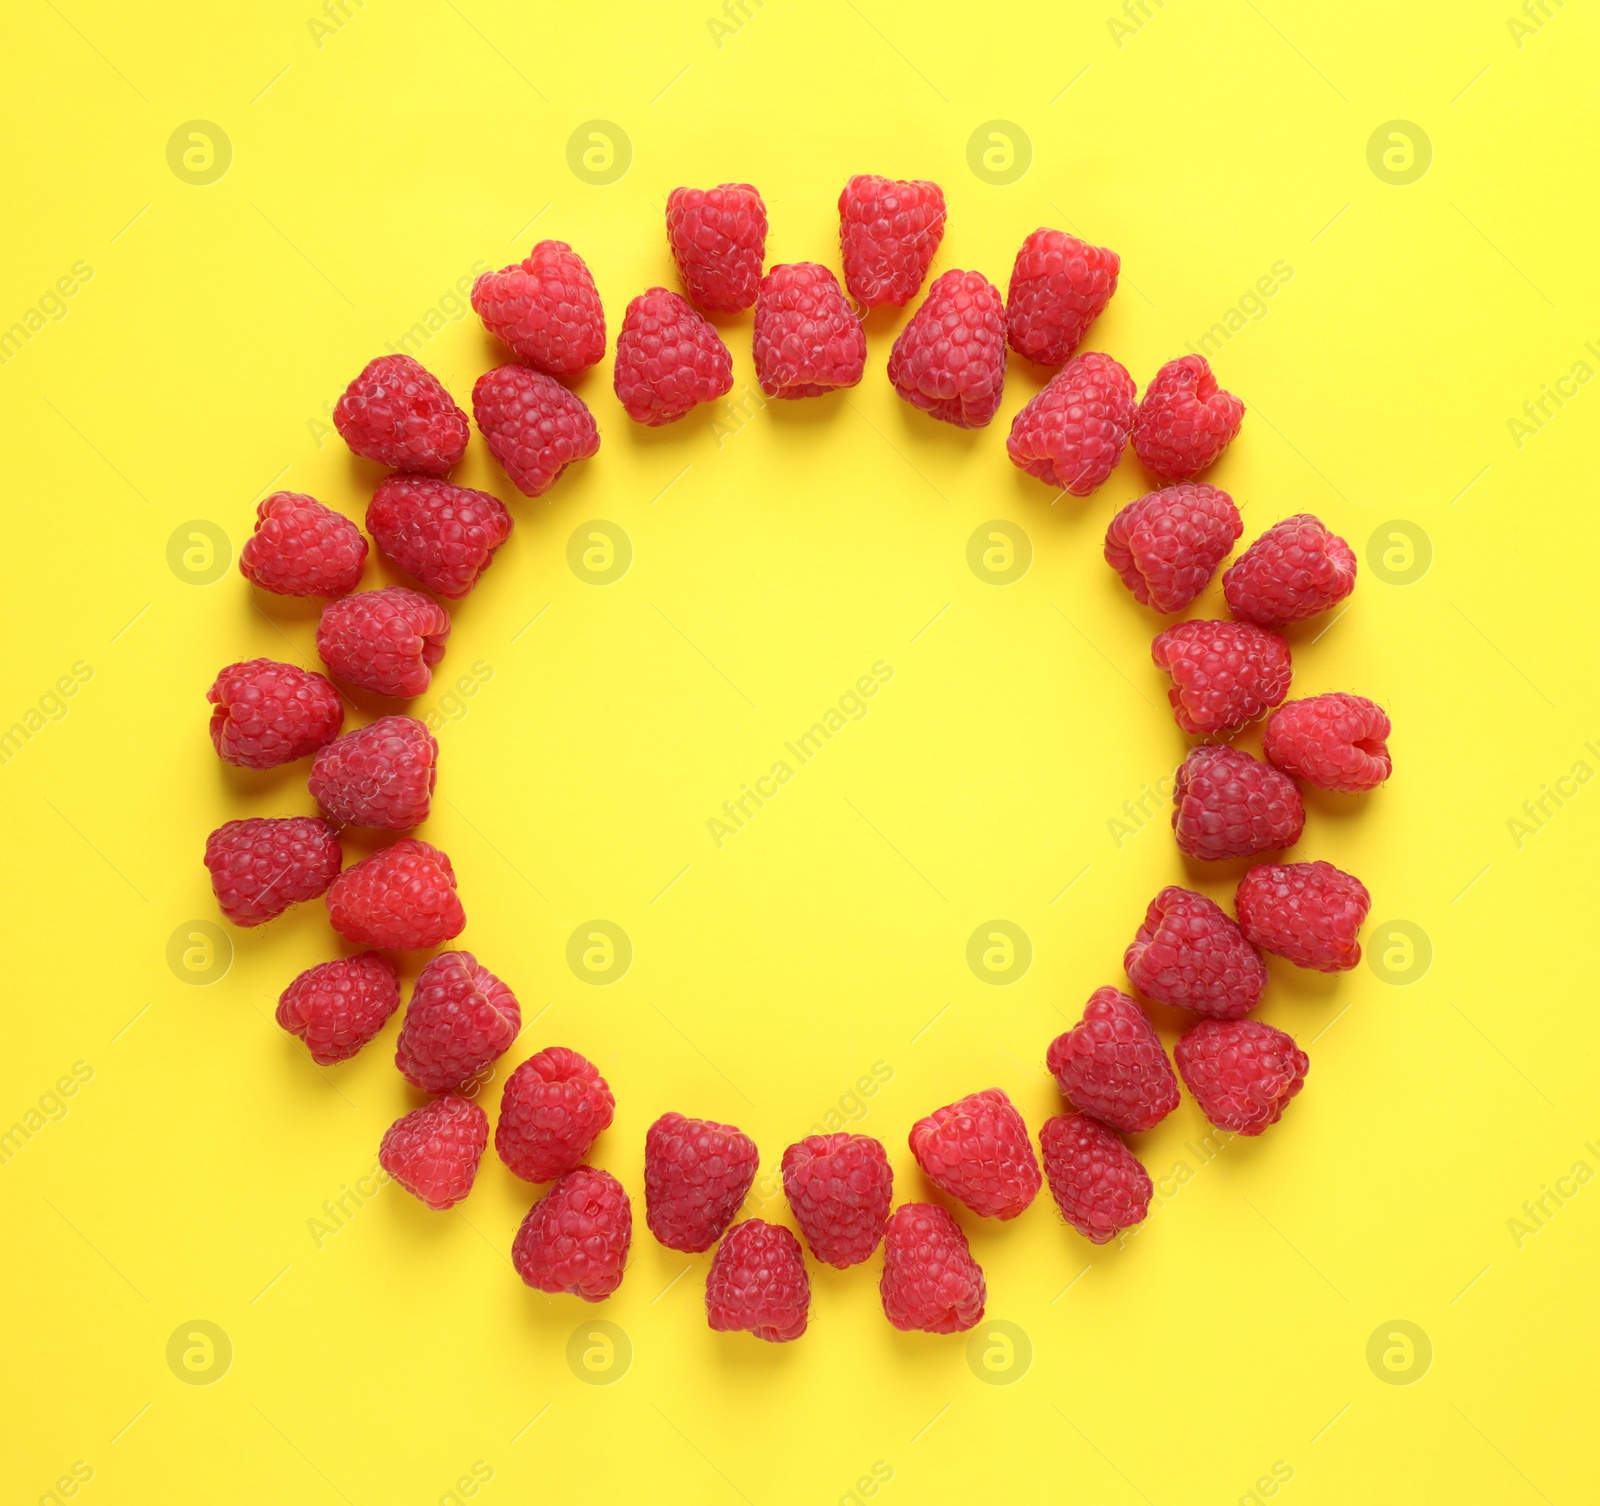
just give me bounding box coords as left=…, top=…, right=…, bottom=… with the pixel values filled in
left=1152, top=618, right=1292, bottom=738
left=782, top=1133, right=893, bottom=1269
left=1264, top=693, right=1391, bottom=793
left=908, top=1087, right=1040, bottom=1221
left=1173, top=745, right=1305, bottom=862
left=878, top=1203, right=985, bottom=1334
left=887, top=269, right=1007, bottom=428
left=752, top=262, right=866, bottom=399
left=1104, top=484, right=1243, bottom=613
left=1175, top=1019, right=1309, bottom=1136
left=612, top=288, right=733, bottom=425
left=394, top=950, right=520, bottom=1092
left=838, top=175, right=946, bottom=309
left=496, top=1047, right=616, bottom=1184
left=706, top=1220, right=810, bottom=1342
left=1005, top=227, right=1120, bottom=366
left=1005, top=351, right=1135, bottom=494
left=470, top=240, right=606, bottom=375
left=1236, top=860, right=1371, bottom=972
left=666, top=184, right=768, bottom=313
left=1046, top=987, right=1180, bottom=1133
left=316, top=587, right=450, bottom=699
left=1132, top=355, right=1244, bottom=481
left=1040, top=1113, right=1152, bottom=1245
left=366, top=475, right=512, bottom=600
left=471, top=363, right=600, bottom=497
left=239, top=492, right=367, bottom=598
left=1123, top=886, right=1266, bottom=1020
left=274, top=953, right=399, bottom=1064
left=208, top=659, right=343, bottom=770
left=1224, top=514, right=1358, bottom=628
left=325, top=837, right=464, bottom=950
left=644, top=1112, right=759, bottom=1253
left=379, top=1096, right=488, bottom=1211
left=333, top=354, right=469, bottom=475
left=309, top=715, right=437, bottom=830
left=512, top=1166, right=632, bottom=1301
left=204, top=816, right=341, bottom=927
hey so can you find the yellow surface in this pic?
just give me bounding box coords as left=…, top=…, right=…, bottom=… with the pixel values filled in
left=3, top=2, right=1597, bottom=1501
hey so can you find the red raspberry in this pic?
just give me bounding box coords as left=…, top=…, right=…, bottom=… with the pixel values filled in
left=333, top=354, right=469, bottom=475
left=1104, top=484, right=1243, bottom=614
left=1046, top=987, right=1180, bottom=1133
left=1173, top=745, right=1304, bottom=862
left=1236, top=860, right=1371, bottom=972
left=366, top=476, right=512, bottom=600
left=612, top=288, right=734, bottom=426
left=316, top=587, right=450, bottom=699
left=644, top=1112, right=759, bottom=1253
left=1005, top=351, right=1135, bottom=495
left=325, top=837, right=465, bottom=950
left=394, top=950, right=520, bottom=1092
left=887, top=270, right=1008, bottom=428
left=878, top=1203, right=985, bottom=1334
left=1152, top=619, right=1292, bottom=738
left=471, top=364, right=600, bottom=497
left=496, top=1047, right=616, bottom=1184
left=470, top=240, right=606, bottom=375
left=666, top=184, right=768, bottom=313
left=274, top=953, right=399, bottom=1064
left=706, top=1220, right=810, bottom=1342
left=204, top=816, right=341, bottom=927
left=908, top=1087, right=1041, bottom=1221
left=1131, top=355, right=1244, bottom=481
left=1040, top=1113, right=1152, bottom=1245
left=1005, top=228, right=1120, bottom=366
left=838, top=175, right=946, bottom=309
left=1123, top=886, right=1266, bottom=1020
left=781, top=1133, right=893, bottom=1269
left=208, top=659, right=343, bottom=770
left=1224, top=514, right=1358, bottom=628
left=512, top=1166, right=632, bottom=1301
left=239, top=492, right=367, bottom=598
left=379, top=1096, right=488, bottom=1211
left=1265, top=694, right=1391, bottom=793
left=1175, top=1019, right=1309, bottom=1136
left=309, top=715, right=437, bottom=830
left=752, top=263, right=866, bottom=399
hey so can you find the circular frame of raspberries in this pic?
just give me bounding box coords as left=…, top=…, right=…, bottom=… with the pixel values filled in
left=205, top=175, right=1386, bottom=1341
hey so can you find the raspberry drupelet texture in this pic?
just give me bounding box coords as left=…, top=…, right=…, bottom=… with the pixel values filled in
left=309, top=715, right=437, bottom=831
left=879, top=1203, right=985, bottom=1334
left=1105, top=484, right=1244, bottom=614
left=1175, top=1019, right=1309, bottom=1136
left=239, top=492, right=367, bottom=598
left=204, top=816, right=341, bottom=927
left=1236, top=860, right=1371, bottom=971
left=666, top=184, right=768, bottom=313
left=1152, top=619, right=1293, bottom=739
left=496, top=1048, right=616, bottom=1184
left=1005, top=228, right=1120, bottom=366
left=1046, top=987, right=1181, bottom=1133
left=705, top=1220, right=811, bottom=1342
left=471, top=364, right=600, bottom=497
left=325, top=837, right=464, bottom=950
left=1040, top=1113, right=1152, bottom=1245
left=908, top=1087, right=1041, bottom=1220
left=1132, top=355, right=1244, bottom=481
left=275, top=953, right=399, bottom=1064
left=1173, top=745, right=1305, bottom=862
left=379, top=1096, right=488, bottom=1211
left=1005, top=352, right=1136, bottom=495
left=333, top=354, right=469, bottom=475
left=752, top=262, right=866, bottom=399
left=838, top=175, right=946, bottom=309
left=394, top=950, right=520, bottom=1093
left=512, top=1166, right=632, bottom=1301
left=470, top=240, right=606, bottom=375
left=644, top=1112, right=760, bottom=1253
left=1264, top=693, right=1391, bottom=793
left=1123, top=886, right=1267, bottom=1020
left=782, top=1132, right=894, bottom=1269
left=887, top=269, right=1008, bottom=428
left=209, top=659, right=343, bottom=770
left=1224, top=514, right=1357, bottom=628
left=612, top=288, right=734, bottom=425
left=366, top=475, right=512, bottom=600
left=316, top=587, right=450, bottom=699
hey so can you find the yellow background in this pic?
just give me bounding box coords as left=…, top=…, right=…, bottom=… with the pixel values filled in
left=3, top=1, right=1597, bottom=1501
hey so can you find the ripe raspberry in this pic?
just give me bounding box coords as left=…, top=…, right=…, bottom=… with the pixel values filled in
left=1005, top=351, right=1135, bottom=495
left=309, top=716, right=437, bottom=830
left=666, top=184, right=768, bottom=313
left=643, top=1112, right=759, bottom=1252
left=908, top=1088, right=1041, bottom=1221
left=239, top=492, right=367, bottom=598
left=752, top=262, right=866, bottom=399
left=366, top=476, right=512, bottom=600
left=887, top=270, right=1007, bottom=428
left=1175, top=1019, right=1309, bottom=1136
left=379, top=1096, right=488, bottom=1211
left=394, top=950, right=520, bottom=1092
left=325, top=837, right=465, bottom=950
left=878, top=1203, right=985, bottom=1334
left=612, top=288, right=734, bottom=426
left=204, top=816, right=341, bottom=927
left=1104, top=484, right=1244, bottom=613
left=496, top=1047, right=616, bottom=1184
left=208, top=659, right=343, bottom=770
left=1152, top=619, right=1292, bottom=738
left=274, top=953, right=399, bottom=1064
left=706, top=1220, right=810, bottom=1342
left=1173, top=745, right=1304, bottom=862
left=1123, top=886, right=1266, bottom=1020
left=782, top=1133, right=893, bottom=1269
left=838, top=175, right=946, bottom=309
left=316, top=587, right=450, bottom=699
left=470, top=240, right=606, bottom=375
left=1236, top=860, right=1371, bottom=972
left=471, top=364, right=600, bottom=497
left=1046, top=988, right=1181, bottom=1133
left=1005, top=228, right=1120, bottom=366
left=333, top=354, right=469, bottom=475
left=1223, top=514, right=1358, bottom=628
left=1264, top=694, right=1391, bottom=793
left=1040, top=1113, right=1152, bottom=1245
left=512, top=1166, right=632, bottom=1301
left=1131, top=355, right=1244, bottom=481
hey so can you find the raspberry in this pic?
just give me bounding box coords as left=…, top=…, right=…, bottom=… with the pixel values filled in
left=309, top=715, right=437, bottom=830
left=612, top=288, right=734, bottom=426
left=1046, top=987, right=1180, bottom=1133
left=239, top=492, right=367, bottom=598
left=208, top=659, right=343, bottom=770
left=1005, top=228, right=1120, bottom=366
left=1173, top=745, right=1304, bottom=862
left=907, top=1087, right=1041, bottom=1221
left=666, top=184, right=768, bottom=313
left=1104, top=484, right=1243, bottom=613
left=1040, top=1113, right=1152, bottom=1245
left=512, top=1166, right=632, bottom=1302
left=838, top=175, right=946, bottom=309
left=394, top=950, right=520, bottom=1092
left=1152, top=619, right=1292, bottom=738
left=1223, top=514, right=1358, bottom=628
left=316, top=587, right=451, bottom=699
left=644, top=1112, right=759, bottom=1253
left=275, top=953, right=399, bottom=1064
left=366, top=476, right=512, bottom=600
left=1236, top=860, right=1371, bottom=972
left=496, top=1048, right=616, bottom=1184
left=752, top=262, right=866, bottom=399
left=204, top=816, right=340, bottom=927
left=471, top=364, right=600, bottom=497
left=781, top=1132, right=893, bottom=1269
left=1264, top=693, right=1391, bottom=793
left=1123, top=886, right=1266, bottom=1020
left=470, top=240, right=606, bottom=375
left=333, top=354, right=469, bottom=475
left=325, top=837, right=465, bottom=950
left=379, top=1096, right=488, bottom=1211
left=887, top=270, right=1007, bottom=428
left=1005, top=351, right=1135, bottom=494
left=1175, top=1019, right=1309, bottom=1136
left=878, top=1203, right=985, bottom=1334
left=706, top=1220, right=810, bottom=1342
left=1131, top=355, right=1244, bottom=481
